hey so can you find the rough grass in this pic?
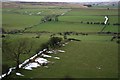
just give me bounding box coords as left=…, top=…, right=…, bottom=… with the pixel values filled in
left=2, top=13, right=43, bottom=31
left=9, top=41, right=118, bottom=78
left=2, top=34, right=50, bottom=73
left=15, top=8, right=70, bottom=16
left=26, top=21, right=118, bottom=33
left=2, top=6, right=119, bottom=79
left=3, top=8, right=70, bottom=16
left=26, top=22, right=104, bottom=33
left=59, top=15, right=119, bottom=24
left=65, top=9, right=118, bottom=16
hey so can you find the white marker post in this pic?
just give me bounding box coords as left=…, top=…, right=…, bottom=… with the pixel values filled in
left=100, top=16, right=109, bottom=32
left=104, top=16, right=109, bottom=25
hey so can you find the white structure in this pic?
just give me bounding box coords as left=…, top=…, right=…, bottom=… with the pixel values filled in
left=16, top=73, right=24, bottom=76
left=104, top=16, right=109, bottom=24
left=37, top=12, right=41, bottom=15
left=54, top=57, right=60, bottom=60
left=58, top=50, right=65, bottom=53
left=41, top=54, right=52, bottom=58
left=23, top=62, right=40, bottom=70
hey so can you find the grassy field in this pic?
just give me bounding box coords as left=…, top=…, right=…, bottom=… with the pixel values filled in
left=59, top=15, right=118, bottom=24
left=3, top=8, right=70, bottom=16
left=65, top=9, right=118, bottom=16
left=2, top=13, right=43, bottom=31
left=7, top=40, right=118, bottom=78
left=25, top=22, right=103, bottom=32
left=2, top=2, right=119, bottom=79
left=25, top=21, right=118, bottom=33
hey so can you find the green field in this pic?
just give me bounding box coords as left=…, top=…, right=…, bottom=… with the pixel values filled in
left=7, top=40, right=118, bottom=78
left=2, top=2, right=119, bottom=79
left=65, top=9, right=118, bottom=16
left=2, top=13, right=43, bottom=31
left=25, top=21, right=118, bottom=33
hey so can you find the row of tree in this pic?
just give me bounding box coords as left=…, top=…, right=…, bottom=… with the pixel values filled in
left=82, top=21, right=120, bottom=26
left=81, top=21, right=109, bottom=25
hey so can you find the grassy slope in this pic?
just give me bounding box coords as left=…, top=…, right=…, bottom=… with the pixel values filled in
left=2, top=34, right=50, bottom=73
left=25, top=8, right=119, bottom=33
left=26, top=21, right=118, bottom=33
left=2, top=5, right=119, bottom=79
left=14, top=8, right=70, bottom=15
left=65, top=9, right=118, bottom=16
left=59, top=15, right=118, bottom=24
left=26, top=22, right=103, bottom=32
left=2, top=13, right=43, bottom=31
left=10, top=41, right=118, bottom=78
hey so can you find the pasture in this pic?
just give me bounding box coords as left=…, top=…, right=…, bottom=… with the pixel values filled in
left=2, top=2, right=119, bottom=79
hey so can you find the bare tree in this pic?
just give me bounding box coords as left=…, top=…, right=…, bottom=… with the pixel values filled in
left=3, top=39, right=33, bottom=70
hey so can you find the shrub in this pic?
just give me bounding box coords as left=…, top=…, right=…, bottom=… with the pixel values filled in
left=81, top=21, right=83, bottom=23
left=41, top=37, right=63, bottom=50
left=90, top=22, right=93, bottom=24
left=63, top=35, right=67, bottom=40
left=48, top=37, right=63, bottom=49
left=116, top=40, right=120, bottom=44
left=87, top=22, right=89, bottom=24
left=2, top=34, right=6, bottom=38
